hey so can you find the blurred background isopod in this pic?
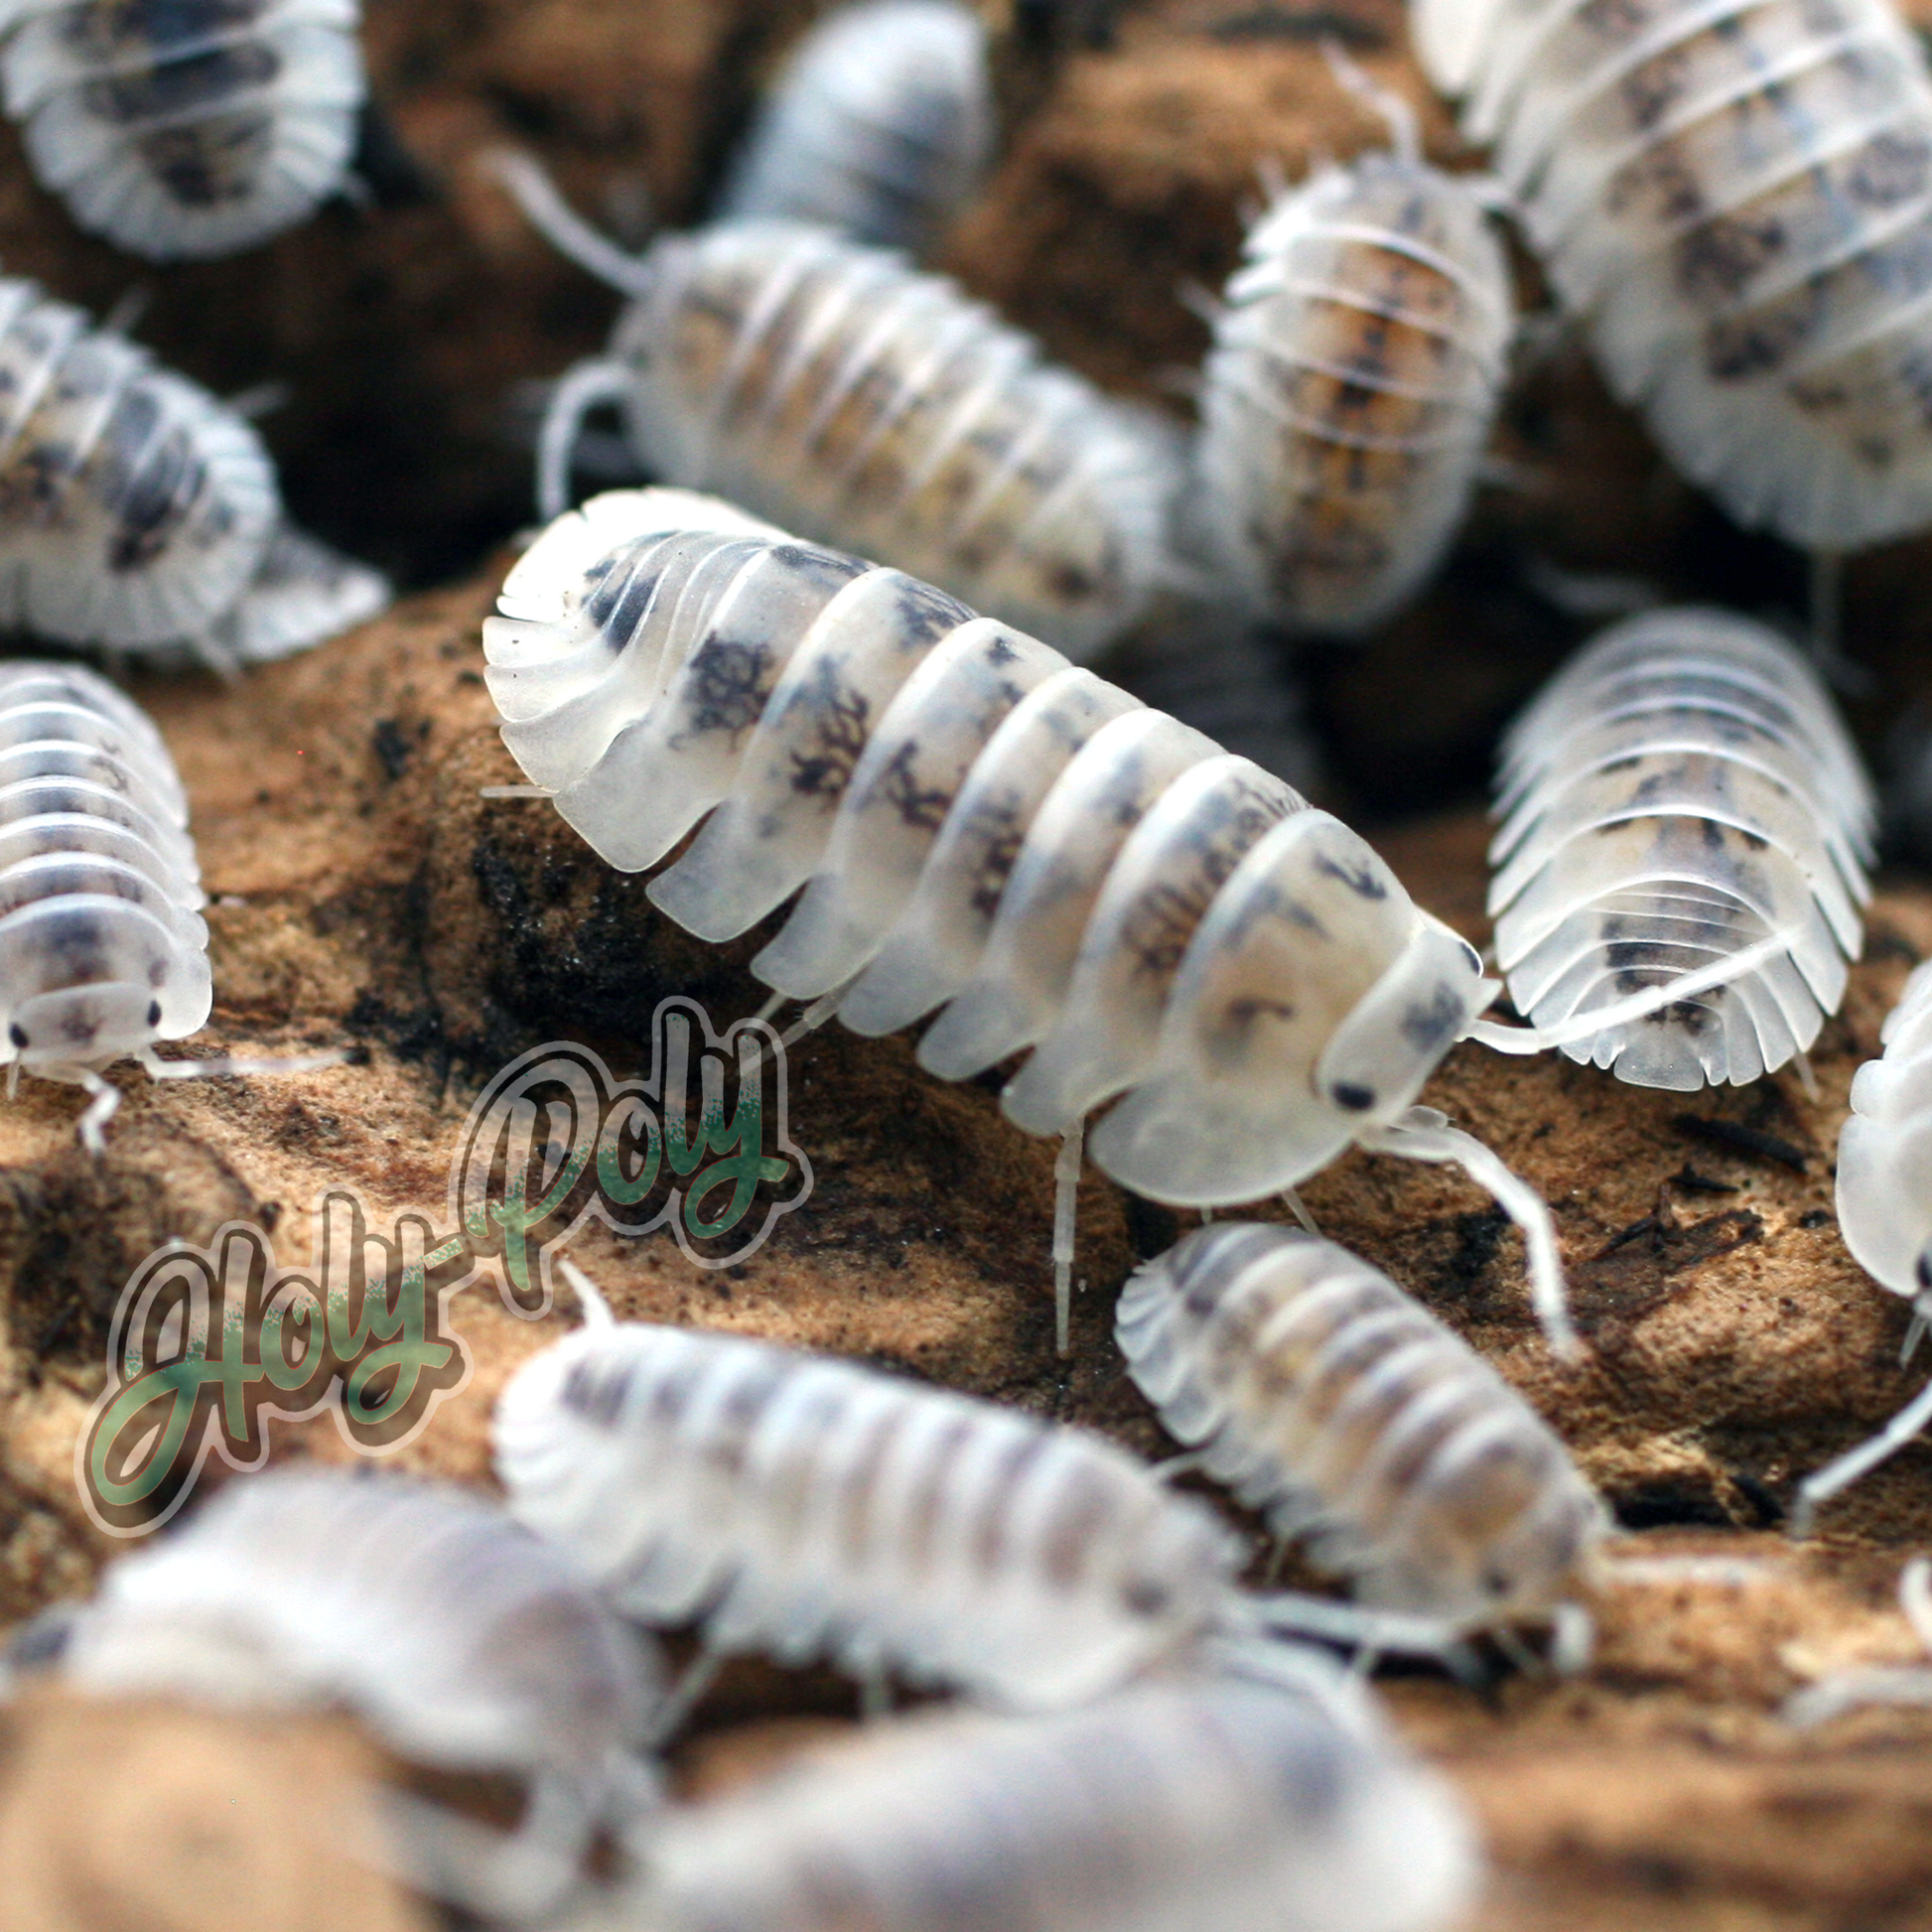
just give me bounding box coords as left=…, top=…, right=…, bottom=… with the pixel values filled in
left=1473, top=607, right=1874, bottom=1089
left=1191, top=73, right=1512, bottom=635
left=549, top=1673, right=1480, bottom=1932
left=1, top=0, right=367, bottom=260
left=489, top=161, right=1179, bottom=660
left=1411, top=0, right=1932, bottom=556
left=715, top=0, right=993, bottom=257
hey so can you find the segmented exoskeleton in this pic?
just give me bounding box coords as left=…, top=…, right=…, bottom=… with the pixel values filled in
left=0, top=276, right=385, bottom=663
left=550, top=1674, right=1479, bottom=1932
left=1, top=0, right=366, bottom=260
left=1791, top=958, right=1932, bottom=1530
left=1476, top=608, right=1874, bottom=1090
left=1412, top=0, right=1932, bottom=553
left=485, top=487, right=1581, bottom=1356
left=716, top=0, right=992, bottom=256
left=0, top=659, right=335, bottom=1145
left=1192, top=78, right=1512, bottom=633
left=17, top=1470, right=660, bottom=1910
left=494, top=1291, right=1269, bottom=1714
left=1118, top=1222, right=1608, bottom=1659
left=488, top=159, right=1178, bottom=660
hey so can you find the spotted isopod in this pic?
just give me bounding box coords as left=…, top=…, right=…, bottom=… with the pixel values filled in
left=1411, top=0, right=1932, bottom=554
left=485, top=486, right=1582, bottom=1356
left=1192, top=69, right=1513, bottom=633
left=0, top=658, right=335, bottom=1146
left=1, top=0, right=367, bottom=260
left=14, top=1470, right=662, bottom=1909
left=1118, top=1222, right=1609, bottom=1662
left=1789, top=958, right=1932, bottom=1531
left=0, top=275, right=386, bottom=664
left=1473, top=608, right=1874, bottom=1091
left=715, top=0, right=993, bottom=257
left=487, top=159, right=1178, bottom=660
left=549, top=1673, right=1479, bottom=1932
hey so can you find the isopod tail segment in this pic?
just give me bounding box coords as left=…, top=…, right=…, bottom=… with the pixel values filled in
left=483, top=151, right=659, bottom=523
left=1783, top=1557, right=1932, bottom=1727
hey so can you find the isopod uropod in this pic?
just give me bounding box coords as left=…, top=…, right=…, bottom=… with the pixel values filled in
left=484, top=486, right=1581, bottom=1356
left=489, top=160, right=1179, bottom=660
left=553, top=1673, right=1480, bottom=1932
left=1118, top=1222, right=1608, bottom=1659
left=1791, top=958, right=1932, bottom=1530
left=17, top=1470, right=661, bottom=1906
left=1411, top=0, right=1932, bottom=552
left=1473, top=608, right=1874, bottom=1090
left=0, top=275, right=387, bottom=664
left=1192, top=76, right=1513, bottom=633
left=0, top=0, right=367, bottom=260
left=715, top=0, right=993, bottom=257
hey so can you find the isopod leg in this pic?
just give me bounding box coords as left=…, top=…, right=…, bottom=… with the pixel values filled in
left=484, top=151, right=661, bottom=300
left=1361, top=1107, right=1580, bottom=1361
left=537, top=358, right=633, bottom=523
left=74, top=1070, right=121, bottom=1155
left=1250, top=1587, right=1461, bottom=1661
left=645, top=1642, right=727, bottom=1749
left=1280, top=1185, right=1319, bottom=1235
left=1053, top=1116, right=1085, bottom=1356
left=1792, top=1359, right=1932, bottom=1538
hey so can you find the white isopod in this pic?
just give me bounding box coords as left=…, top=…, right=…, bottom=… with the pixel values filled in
left=1411, top=0, right=1932, bottom=553
left=16, top=1468, right=661, bottom=1907
left=1474, top=608, right=1874, bottom=1090
left=1192, top=75, right=1513, bottom=633
left=1118, top=1221, right=1608, bottom=1660
left=551, top=1673, right=1479, bottom=1932
left=715, top=0, right=993, bottom=256
left=1, top=0, right=366, bottom=260
left=485, top=486, right=1582, bottom=1356
left=1790, top=956, right=1932, bottom=1530
left=0, top=658, right=333, bottom=1145
left=488, top=158, right=1178, bottom=660
left=0, top=275, right=386, bottom=663
left=496, top=1280, right=1274, bottom=1717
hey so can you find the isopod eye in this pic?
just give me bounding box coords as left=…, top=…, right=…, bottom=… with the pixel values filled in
left=1918, top=1247, right=1932, bottom=1291
left=8, top=1024, right=25, bottom=1048
left=146, top=1001, right=161, bottom=1027
left=1330, top=1082, right=1375, bottom=1112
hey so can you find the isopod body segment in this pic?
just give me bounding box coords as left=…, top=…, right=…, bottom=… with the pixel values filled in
left=1193, top=131, right=1512, bottom=633
left=716, top=0, right=993, bottom=256
left=0, top=0, right=367, bottom=260
left=484, top=487, right=1578, bottom=1356
left=1477, top=608, right=1873, bottom=1089
left=1119, top=1222, right=1607, bottom=1640
left=1411, top=0, right=1932, bottom=551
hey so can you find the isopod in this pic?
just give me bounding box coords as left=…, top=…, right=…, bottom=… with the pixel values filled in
left=1191, top=68, right=1513, bottom=632
left=487, top=157, right=1178, bottom=659
left=1473, top=608, right=1874, bottom=1089
left=2, top=0, right=367, bottom=260
left=1117, top=1221, right=1608, bottom=1659
left=485, top=486, right=1584, bottom=1356
left=715, top=0, right=993, bottom=256
left=1790, top=956, right=1932, bottom=1530
left=1411, top=0, right=1932, bottom=553
left=0, top=658, right=331, bottom=1146
left=496, top=1278, right=1265, bottom=1715
left=15, top=1468, right=661, bottom=1908
left=0, top=276, right=387, bottom=663
left=551, top=1672, right=1479, bottom=1932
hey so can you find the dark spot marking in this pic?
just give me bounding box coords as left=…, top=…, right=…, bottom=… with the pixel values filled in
left=1672, top=1113, right=1810, bottom=1173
